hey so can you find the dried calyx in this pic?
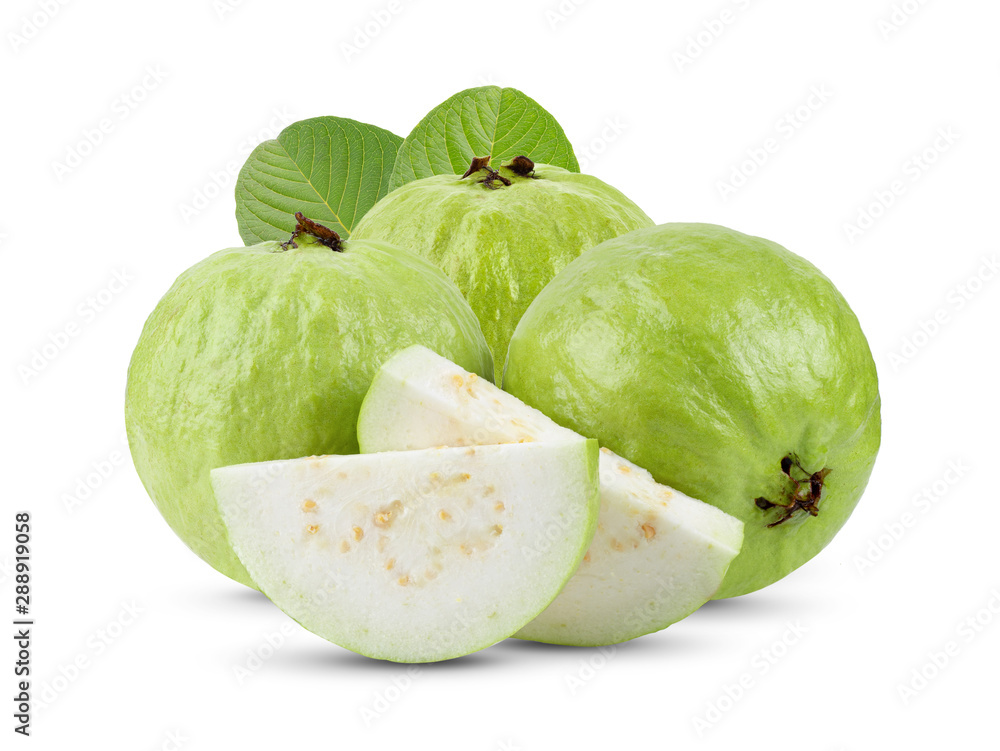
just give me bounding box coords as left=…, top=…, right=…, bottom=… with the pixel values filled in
left=282, top=212, right=344, bottom=252
left=461, top=156, right=492, bottom=179
left=505, top=155, right=536, bottom=177
left=755, top=454, right=832, bottom=527
left=461, top=155, right=537, bottom=190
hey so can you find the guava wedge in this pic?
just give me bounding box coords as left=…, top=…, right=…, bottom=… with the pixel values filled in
left=211, top=440, right=599, bottom=663
left=358, top=346, right=744, bottom=646
left=352, top=157, right=654, bottom=365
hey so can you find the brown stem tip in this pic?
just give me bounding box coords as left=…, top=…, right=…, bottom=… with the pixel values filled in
left=461, top=155, right=492, bottom=179
left=755, top=454, right=832, bottom=528
left=282, top=212, right=343, bottom=252
left=504, top=155, right=536, bottom=177
left=460, top=155, right=539, bottom=190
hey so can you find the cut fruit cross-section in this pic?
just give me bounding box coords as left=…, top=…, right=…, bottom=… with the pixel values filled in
left=211, top=440, right=598, bottom=662
left=358, top=345, right=744, bottom=646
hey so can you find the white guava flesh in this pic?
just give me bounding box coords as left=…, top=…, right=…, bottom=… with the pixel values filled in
left=211, top=440, right=599, bottom=663
left=357, top=345, right=744, bottom=645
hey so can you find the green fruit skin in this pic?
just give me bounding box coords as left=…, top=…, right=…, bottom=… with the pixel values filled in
left=503, top=223, right=881, bottom=598
left=125, top=236, right=493, bottom=588
left=352, top=163, right=654, bottom=365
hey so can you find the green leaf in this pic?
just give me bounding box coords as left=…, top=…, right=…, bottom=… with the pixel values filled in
left=236, top=117, right=403, bottom=243
left=389, top=87, right=580, bottom=191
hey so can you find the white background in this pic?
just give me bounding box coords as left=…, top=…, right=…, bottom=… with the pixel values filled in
left=2, top=0, right=998, bottom=748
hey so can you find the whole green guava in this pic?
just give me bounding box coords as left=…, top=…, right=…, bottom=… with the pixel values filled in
left=125, top=215, right=493, bottom=587
left=352, top=156, right=654, bottom=364
left=503, top=223, right=881, bottom=598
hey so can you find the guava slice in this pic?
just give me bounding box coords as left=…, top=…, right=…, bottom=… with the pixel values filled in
left=357, top=346, right=744, bottom=646
left=211, top=440, right=599, bottom=663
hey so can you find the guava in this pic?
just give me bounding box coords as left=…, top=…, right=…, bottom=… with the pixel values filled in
left=125, top=214, right=493, bottom=588
left=358, top=346, right=744, bottom=645
left=352, top=156, right=654, bottom=364
left=211, top=439, right=600, bottom=662
left=503, top=223, right=881, bottom=599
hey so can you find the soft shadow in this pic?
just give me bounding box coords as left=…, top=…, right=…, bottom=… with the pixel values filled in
left=183, top=585, right=273, bottom=611
left=269, top=643, right=506, bottom=674
left=256, top=628, right=714, bottom=675
left=691, top=589, right=829, bottom=619
left=490, top=632, right=713, bottom=659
